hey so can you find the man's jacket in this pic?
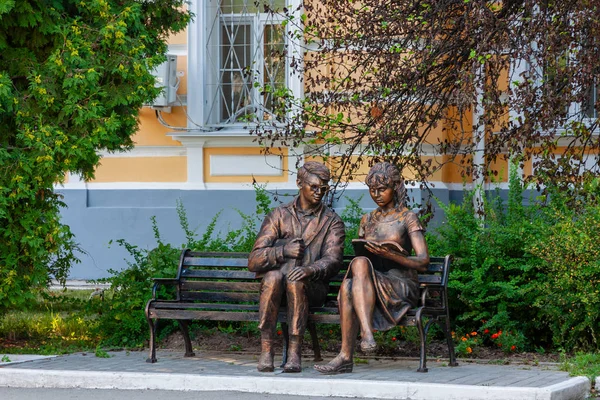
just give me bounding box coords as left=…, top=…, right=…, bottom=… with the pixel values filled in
left=248, top=198, right=345, bottom=281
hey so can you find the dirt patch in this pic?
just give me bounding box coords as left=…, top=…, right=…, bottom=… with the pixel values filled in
left=158, top=328, right=560, bottom=365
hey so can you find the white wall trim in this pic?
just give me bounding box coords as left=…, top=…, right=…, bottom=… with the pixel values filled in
left=167, top=43, right=187, bottom=57
left=55, top=180, right=460, bottom=192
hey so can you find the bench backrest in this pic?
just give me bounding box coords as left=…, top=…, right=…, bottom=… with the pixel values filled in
left=172, top=250, right=451, bottom=308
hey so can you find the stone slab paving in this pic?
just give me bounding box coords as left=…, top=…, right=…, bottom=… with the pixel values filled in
left=0, top=350, right=590, bottom=400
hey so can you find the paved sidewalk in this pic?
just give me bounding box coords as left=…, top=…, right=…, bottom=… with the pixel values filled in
left=0, top=350, right=591, bottom=400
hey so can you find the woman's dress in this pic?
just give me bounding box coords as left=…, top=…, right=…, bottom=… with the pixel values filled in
left=346, top=207, right=424, bottom=331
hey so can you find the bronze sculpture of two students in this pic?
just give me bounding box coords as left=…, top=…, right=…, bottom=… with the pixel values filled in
left=249, top=161, right=430, bottom=374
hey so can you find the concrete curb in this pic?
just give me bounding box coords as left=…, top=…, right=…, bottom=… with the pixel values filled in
left=0, top=369, right=590, bottom=400
left=0, top=355, right=57, bottom=366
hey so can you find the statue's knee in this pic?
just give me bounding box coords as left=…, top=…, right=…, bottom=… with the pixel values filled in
left=286, top=279, right=306, bottom=293
left=338, top=279, right=352, bottom=299
left=261, top=270, right=284, bottom=296
left=350, top=257, right=370, bottom=278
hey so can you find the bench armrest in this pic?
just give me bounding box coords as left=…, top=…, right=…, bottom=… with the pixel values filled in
left=151, top=278, right=180, bottom=300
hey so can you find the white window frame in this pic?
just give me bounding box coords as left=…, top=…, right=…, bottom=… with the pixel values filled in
left=187, top=0, right=304, bottom=132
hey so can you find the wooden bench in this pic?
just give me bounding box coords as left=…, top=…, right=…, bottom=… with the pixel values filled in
left=145, top=250, right=457, bottom=372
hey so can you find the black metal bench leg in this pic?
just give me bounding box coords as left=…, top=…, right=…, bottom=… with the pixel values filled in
left=308, top=322, right=322, bottom=362
left=443, top=311, right=458, bottom=367
left=177, top=320, right=196, bottom=357
left=146, top=316, right=158, bottom=363
left=281, top=322, right=289, bottom=368
left=415, top=309, right=428, bottom=373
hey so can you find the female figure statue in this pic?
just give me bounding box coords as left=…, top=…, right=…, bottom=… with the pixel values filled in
left=314, top=162, right=430, bottom=374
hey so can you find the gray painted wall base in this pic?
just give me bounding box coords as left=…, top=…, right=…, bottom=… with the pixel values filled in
left=57, top=186, right=532, bottom=280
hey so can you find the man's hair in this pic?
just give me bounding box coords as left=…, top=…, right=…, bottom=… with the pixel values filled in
left=297, top=161, right=331, bottom=183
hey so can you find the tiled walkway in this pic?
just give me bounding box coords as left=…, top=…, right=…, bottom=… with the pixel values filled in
left=0, top=350, right=590, bottom=400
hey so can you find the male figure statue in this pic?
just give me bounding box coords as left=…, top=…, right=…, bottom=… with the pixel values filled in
left=248, top=162, right=345, bottom=373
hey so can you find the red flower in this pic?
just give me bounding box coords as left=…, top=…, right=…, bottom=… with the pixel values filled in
left=511, top=345, right=516, bottom=351
left=392, top=337, right=397, bottom=341
left=277, top=330, right=282, bottom=335
left=470, top=332, right=477, bottom=336
left=497, top=343, right=502, bottom=347
left=491, top=333, right=499, bottom=339
left=483, top=329, right=489, bottom=334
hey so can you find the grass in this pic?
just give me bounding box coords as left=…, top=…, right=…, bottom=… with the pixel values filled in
left=560, top=352, right=600, bottom=383
left=0, top=289, right=100, bottom=354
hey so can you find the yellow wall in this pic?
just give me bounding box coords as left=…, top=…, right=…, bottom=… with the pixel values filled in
left=134, top=107, right=186, bottom=146
left=91, top=157, right=187, bottom=182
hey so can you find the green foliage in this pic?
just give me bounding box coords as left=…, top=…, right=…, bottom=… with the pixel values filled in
left=528, top=180, right=600, bottom=351
left=91, top=209, right=181, bottom=348
left=560, top=352, right=600, bottom=382
left=0, top=0, right=190, bottom=316
left=340, top=196, right=364, bottom=255
left=0, top=303, right=98, bottom=353
left=94, top=345, right=110, bottom=358
left=430, top=167, right=546, bottom=347
left=93, top=187, right=273, bottom=347
left=430, top=166, right=600, bottom=352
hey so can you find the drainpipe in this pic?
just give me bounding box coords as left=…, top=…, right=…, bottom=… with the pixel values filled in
left=473, top=67, right=486, bottom=219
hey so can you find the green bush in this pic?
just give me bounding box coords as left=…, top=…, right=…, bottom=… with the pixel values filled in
left=529, top=180, right=600, bottom=351
left=428, top=168, right=600, bottom=353
left=429, top=168, right=548, bottom=349
left=91, top=186, right=273, bottom=348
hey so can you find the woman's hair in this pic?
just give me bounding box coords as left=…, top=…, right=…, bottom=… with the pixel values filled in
left=365, top=162, right=407, bottom=208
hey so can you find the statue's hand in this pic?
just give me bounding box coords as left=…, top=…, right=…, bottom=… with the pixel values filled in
left=365, top=242, right=393, bottom=259
left=283, top=238, right=305, bottom=259
left=287, top=266, right=311, bottom=281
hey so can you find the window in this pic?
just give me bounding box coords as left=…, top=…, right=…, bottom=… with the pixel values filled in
left=583, top=82, right=599, bottom=119
left=205, top=0, right=289, bottom=126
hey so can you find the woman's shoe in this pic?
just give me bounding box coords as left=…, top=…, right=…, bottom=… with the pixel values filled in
left=314, top=360, right=353, bottom=375
left=360, top=339, right=377, bottom=354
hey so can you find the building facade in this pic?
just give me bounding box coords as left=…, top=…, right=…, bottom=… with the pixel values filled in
left=56, top=0, right=596, bottom=279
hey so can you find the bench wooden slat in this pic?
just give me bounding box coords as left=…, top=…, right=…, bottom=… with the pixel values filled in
left=180, top=291, right=259, bottom=302
left=152, top=302, right=342, bottom=314
left=426, top=264, right=444, bottom=273
left=150, top=309, right=262, bottom=322
left=181, top=281, right=260, bottom=292
left=418, top=275, right=443, bottom=284
left=183, top=257, right=248, bottom=268
left=181, top=270, right=256, bottom=279
left=188, top=251, right=250, bottom=258
left=152, top=302, right=260, bottom=311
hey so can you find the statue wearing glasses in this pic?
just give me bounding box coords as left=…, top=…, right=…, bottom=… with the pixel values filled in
left=248, top=161, right=345, bottom=373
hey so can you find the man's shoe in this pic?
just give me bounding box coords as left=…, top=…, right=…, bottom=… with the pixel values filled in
left=282, top=335, right=302, bottom=373
left=257, top=339, right=274, bottom=372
